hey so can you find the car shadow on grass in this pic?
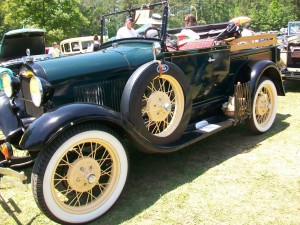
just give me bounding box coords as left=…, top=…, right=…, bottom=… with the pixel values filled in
left=0, top=194, right=23, bottom=225
left=92, top=113, right=290, bottom=225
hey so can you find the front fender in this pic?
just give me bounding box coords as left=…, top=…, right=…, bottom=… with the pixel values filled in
left=248, top=60, right=285, bottom=96
left=19, top=103, right=133, bottom=151
left=0, top=94, right=20, bottom=136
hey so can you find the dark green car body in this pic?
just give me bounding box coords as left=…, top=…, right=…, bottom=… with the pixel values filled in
left=1, top=37, right=284, bottom=151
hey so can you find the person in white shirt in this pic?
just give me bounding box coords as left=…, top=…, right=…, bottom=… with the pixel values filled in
left=116, top=16, right=137, bottom=39
left=48, top=42, right=60, bottom=58
left=178, top=14, right=199, bottom=41
left=241, top=23, right=254, bottom=36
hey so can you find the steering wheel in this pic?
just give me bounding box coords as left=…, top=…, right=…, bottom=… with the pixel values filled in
left=144, top=27, right=161, bottom=38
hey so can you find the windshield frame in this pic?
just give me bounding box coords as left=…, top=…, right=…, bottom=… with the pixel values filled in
left=288, top=21, right=300, bottom=36
left=99, top=1, right=169, bottom=46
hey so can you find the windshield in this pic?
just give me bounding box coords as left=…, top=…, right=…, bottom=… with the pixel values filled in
left=288, top=21, right=300, bottom=36
left=100, top=1, right=172, bottom=44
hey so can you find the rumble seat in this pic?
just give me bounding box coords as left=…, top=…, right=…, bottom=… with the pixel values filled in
left=178, top=39, right=215, bottom=50
left=167, top=38, right=215, bottom=51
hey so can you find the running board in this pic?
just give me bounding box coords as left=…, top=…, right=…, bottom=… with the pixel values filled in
left=120, top=117, right=236, bottom=153
left=142, top=119, right=236, bottom=153
left=178, top=119, right=235, bottom=147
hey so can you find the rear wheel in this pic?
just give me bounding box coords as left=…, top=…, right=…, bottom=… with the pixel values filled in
left=247, top=78, right=278, bottom=134
left=31, top=124, right=128, bottom=224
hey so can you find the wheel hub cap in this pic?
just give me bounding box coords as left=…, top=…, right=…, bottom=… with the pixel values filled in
left=67, top=157, right=101, bottom=192
left=146, top=91, right=172, bottom=121
left=256, top=93, right=269, bottom=115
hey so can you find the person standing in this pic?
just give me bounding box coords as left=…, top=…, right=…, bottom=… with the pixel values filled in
left=48, top=42, right=60, bottom=58
left=116, top=16, right=137, bottom=39
left=92, top=34, right=100, bottom=51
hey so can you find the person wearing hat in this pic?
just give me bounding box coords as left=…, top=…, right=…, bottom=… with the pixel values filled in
left=241, top=23, right=254, bottom=36
left=144, top=13, right=162, bottom=38
left=116, top=15, right=138, bottom=39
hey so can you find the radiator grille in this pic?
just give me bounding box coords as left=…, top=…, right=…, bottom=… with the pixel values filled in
left=74, top=76, right=128, bottom=111
left=21, top=77, right=44, bottom=117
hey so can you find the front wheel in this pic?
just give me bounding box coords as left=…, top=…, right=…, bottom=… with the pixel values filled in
left=246, top=78, right=278, bottom=134
left=31, top=124, right=128, bottom=224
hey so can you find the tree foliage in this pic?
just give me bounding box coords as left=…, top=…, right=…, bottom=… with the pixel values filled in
left=0, top=0, right=299, bottom=45
left=0, top=0, right=88, bottom=44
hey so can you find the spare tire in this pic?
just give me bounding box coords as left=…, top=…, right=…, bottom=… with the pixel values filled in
left=121, top=61, right=192, bottom=145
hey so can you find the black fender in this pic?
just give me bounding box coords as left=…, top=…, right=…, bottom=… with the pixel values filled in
left=19, top=102, right=195, bottom=154
left=0, top=94, right=20, bottom=136
left=247, top=60, right=285, bottom=97
left=19, top=103, right=136, bottom=151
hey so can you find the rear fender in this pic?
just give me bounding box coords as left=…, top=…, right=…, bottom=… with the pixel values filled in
left=238, top=60, right=285, bottom=96
left=19, top=103, right=132, bottom=151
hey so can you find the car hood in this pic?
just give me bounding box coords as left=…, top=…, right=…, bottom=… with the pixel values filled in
left=33, top=41, right=155, bottom=84
left=0, top=28, right=46, bottom=62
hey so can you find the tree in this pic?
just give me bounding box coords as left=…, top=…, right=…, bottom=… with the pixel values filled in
left=0, top=0, right=89, bottom=45
left=1, top=0, right=299, bottom=43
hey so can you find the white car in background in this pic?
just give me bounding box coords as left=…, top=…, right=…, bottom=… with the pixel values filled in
left=280, top=21, right=300, bottom=80
left=60, top=36, right=95, bottom=56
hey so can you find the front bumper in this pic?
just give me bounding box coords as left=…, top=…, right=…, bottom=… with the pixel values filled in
left=0, top=167, right=27, bottom=181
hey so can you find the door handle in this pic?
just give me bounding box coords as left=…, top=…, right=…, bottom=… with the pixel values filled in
left=208, top=57, right=215, bottom=62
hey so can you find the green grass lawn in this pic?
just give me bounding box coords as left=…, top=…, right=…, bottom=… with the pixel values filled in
left=1, top=81, right=300, bottom=225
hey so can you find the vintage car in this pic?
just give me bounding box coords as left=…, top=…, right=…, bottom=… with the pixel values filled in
left=0, top=1, right=284, bottom=224
left=60, top=35, right=110, bottom=56
left=60, top=36, right=95, bottom=56
left=0, top=28, right=46, bottom=63
left=0, top=28, right=51, bottom=92
left=279, top=21, right=300, bottom=80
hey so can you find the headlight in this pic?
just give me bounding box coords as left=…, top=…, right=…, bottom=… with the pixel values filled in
left=30, top=76, right=43, bottom=107
left=29, top=76, right=54, bottom=107
left=2, top=72, right=20, bottom=97
left=2, top=73, right=12, bottom=97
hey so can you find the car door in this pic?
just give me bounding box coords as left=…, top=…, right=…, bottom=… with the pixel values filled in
left=164, top=45, right=230, bottom=104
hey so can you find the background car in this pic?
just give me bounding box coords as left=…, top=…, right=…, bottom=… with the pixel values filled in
left=60, top=36, right=95, bottom=56
left=0, top=28, right=51, bottom=92
left=279, top=21, right=300, bottom=80
left=0, top=28, right=46, bottom=63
